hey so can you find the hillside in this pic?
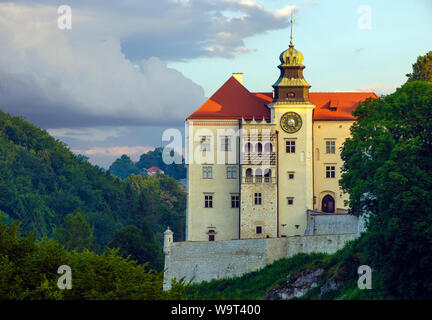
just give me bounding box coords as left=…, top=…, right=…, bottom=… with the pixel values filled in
left=0, top=110, right=185, bottom=270
left=109, top=147, right=186, bottom=180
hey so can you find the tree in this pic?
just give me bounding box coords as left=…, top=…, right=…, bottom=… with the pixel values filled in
left=109, top=154, right=140, bottom=179
left=0, top=220, right=188, bottom=300
left=136, top=147, right=186, bottom=180
left=107, top=222, right=163, bottom=271
left=406, top=50, right=432, bottom=82
left=55, top=209, right=94, bottom=251
left=340, top=81, right=432, bottom=298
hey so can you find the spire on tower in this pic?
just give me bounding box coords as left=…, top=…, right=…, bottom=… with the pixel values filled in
left=290, top=12, right=294, bottom=47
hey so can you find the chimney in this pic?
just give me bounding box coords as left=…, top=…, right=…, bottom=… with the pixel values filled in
left=233, top=73, right=243, bottom=85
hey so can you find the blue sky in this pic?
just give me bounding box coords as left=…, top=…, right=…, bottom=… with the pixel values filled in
left=171, top=0, right=432, bottom=96
left=0, top=0, right=431, bottom=168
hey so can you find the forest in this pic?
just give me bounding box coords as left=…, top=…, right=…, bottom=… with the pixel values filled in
left=0, top=110, right=186, bottom=272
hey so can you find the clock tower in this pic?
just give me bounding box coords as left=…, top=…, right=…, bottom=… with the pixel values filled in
left=267, top=17, right=315, bottom=237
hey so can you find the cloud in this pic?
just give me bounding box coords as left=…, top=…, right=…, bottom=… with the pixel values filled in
left=354, top=83, right=399, bottom=96
left=72, top=145, right=155, bottom=168
left=73, top=146, right=154, bottom=158
left=47, top=127, right=128, bottom=142
left=9, top=0, right=297, bottom=61
left=0, top=1, right=298, bottom=129
left=0, top=3, right=206, bottom=128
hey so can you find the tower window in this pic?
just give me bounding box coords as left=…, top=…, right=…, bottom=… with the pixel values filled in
left=287, top=197, right=294, bottom=205
left=286, top=140, right=296, bottom=153
left=201, top=137, right=211, bottom=151
left=288, top=172, right=295, bottom=179
left=256, top=226, right=262, bottom=234
left=326, top=166, right=336, bottom=178
left=254, top=193, right=262, bottom=205
left=326, top=141, right=336, bottom=154
left=221, top=136, right=231, bottom=151
left=227, top=166, right=237, bottom=179
left=231, top=195, right=239, bottom=208
left=203, top=166, right=213, bottom=179
left=205, top=195, right=213, bottom=208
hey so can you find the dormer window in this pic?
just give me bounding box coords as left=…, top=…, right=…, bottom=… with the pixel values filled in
left=329, top=99, right=338, bottom=111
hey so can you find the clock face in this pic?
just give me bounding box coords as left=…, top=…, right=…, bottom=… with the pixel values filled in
left=280, top=112, right=302, bottom=133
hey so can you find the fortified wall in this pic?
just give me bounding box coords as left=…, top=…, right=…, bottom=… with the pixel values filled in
left=163, top=212, right=362, bottom=290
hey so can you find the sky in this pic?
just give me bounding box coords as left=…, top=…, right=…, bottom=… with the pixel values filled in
left=0, top=0, right=431, bottom=168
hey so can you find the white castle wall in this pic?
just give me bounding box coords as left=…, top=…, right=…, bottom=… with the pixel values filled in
left=304, top=211, right=359, bottom=235
left=163, top=233, right=357, bottom=290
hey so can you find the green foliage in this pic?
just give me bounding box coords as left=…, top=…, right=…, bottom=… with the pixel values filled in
left=0, top=109, right=186, bottom=270
left=406, top=51, right=432, bottom=82
left=136, top=147, right=186, bottom=180
left=0, top=109, right=131, bottom=245
left=55, top=209, right=95, bottom=252
left=109, top=155, right=140, bottom=179
left=124, top=174, right=186, bottom=242
left=0, top=220, right=188, bottom=300
left=108, top=223, right=164, bottom=271
left=340, top=81, right=432, bottom=299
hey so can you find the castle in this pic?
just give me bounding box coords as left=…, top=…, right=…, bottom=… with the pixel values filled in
left=163, top=26, right=375, bottom=289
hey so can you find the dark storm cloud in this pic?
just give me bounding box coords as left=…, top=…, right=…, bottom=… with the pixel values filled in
left=0, top=1, right=295, bottom=128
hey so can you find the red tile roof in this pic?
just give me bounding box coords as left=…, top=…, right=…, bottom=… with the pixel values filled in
left=148, top=166, right=163, bottom=172
left=186, top=76, right=270, bottom=121
left=187, top=76, right=378, bottom=121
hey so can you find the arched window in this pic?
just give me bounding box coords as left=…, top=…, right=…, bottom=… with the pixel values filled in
left=322, top=195, right=335, bottom=213
left=244, top=142, right=253, bottom=153
left=264, top=168, right=271, bottom=183
left=263, top=143, right=273, bottom=153
left=255, top=143, right=262, bottom=154
left=245, top=168, right=253, bottom=183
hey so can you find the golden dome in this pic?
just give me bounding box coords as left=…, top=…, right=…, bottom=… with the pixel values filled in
left=279, top=45, right=304, bottom=66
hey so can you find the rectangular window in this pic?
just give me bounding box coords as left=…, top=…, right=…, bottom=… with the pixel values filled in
left=227, top=166, right=237, bottom=179
left=254, top=193, right=262, bottom=205
left=256, top=226, right=262, bottom=234
left=221, top=136, right=232, bottom=152
left=209, top=235, right=215, bottom=241
left=201, top=136, right=210, bottom=151
left=287, top=198, right=294, bottom=205
left=203, top=166, right=213, bottom=179
left=326, top=166, right=336, bottom=178
left=231, top=195, right=239, bottom=208
left=286, top=140, right=296, bottom=153
left=288, top=172, right=295, bottom=180
left=204, top=195, right=213, bottom=208
left=326, top=140, right=336, bottom=154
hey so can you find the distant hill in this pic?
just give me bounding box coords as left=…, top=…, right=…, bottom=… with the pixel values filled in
left=108, top=147, right=186, bottom=181
left=0, top=110, right=185, bottom=269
